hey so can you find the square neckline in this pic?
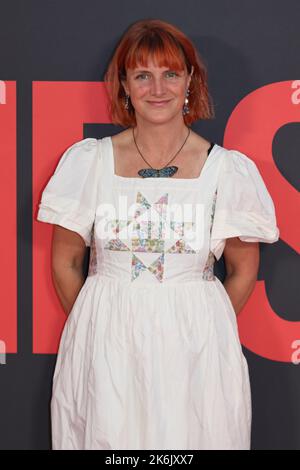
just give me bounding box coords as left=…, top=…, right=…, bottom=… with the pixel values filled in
left=107, top=136, right=218, bottom=183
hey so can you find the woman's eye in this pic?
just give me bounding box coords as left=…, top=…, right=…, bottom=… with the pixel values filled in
left=166, top=71, right=178, bottom=78
left=136, top=73, right=149, bottom=80
left=135, top=71, right=178, bottom=80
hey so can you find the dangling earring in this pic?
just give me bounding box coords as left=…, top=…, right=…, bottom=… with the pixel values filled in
left=182, top=88, right=190, bottom=115
left=124, top=94, right=130, bottom=110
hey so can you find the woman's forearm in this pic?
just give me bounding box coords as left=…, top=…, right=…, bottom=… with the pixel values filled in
left=223, top=272, right=257, bottom=317
left=52, top=266, right=85, bottom=316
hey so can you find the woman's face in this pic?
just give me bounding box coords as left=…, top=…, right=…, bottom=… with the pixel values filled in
left=121, top=56, right=193, bottom=125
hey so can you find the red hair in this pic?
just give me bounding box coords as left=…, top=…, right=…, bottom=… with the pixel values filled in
left=103, top=19, right=215, bottom=127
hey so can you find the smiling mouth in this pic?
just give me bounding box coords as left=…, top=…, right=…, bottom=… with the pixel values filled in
left=147, top=100, right=171, bottom=105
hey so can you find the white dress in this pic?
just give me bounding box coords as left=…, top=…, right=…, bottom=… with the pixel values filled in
left=37, top=135, right=279, bottom=450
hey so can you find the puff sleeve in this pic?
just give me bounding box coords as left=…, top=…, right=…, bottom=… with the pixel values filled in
left=36, top=138, right=100, bottom=247
left=210, top=149, right=280, bottom=261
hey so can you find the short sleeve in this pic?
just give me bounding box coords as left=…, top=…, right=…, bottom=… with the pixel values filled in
left=210, top=149, right=280, bottom=260
left=36, top=138, right=100, bottom=247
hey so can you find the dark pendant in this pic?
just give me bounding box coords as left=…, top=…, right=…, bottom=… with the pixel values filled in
left=138, top=165, right=178, bottom=178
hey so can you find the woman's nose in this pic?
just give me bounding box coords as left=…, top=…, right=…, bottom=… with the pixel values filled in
left=150, top=77, right=166, bottom=96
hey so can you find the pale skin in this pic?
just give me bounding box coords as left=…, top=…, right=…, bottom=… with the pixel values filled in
left=52, top=56, right=259, bottom=317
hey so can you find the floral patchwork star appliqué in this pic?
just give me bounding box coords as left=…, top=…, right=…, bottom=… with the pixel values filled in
left=104, top=191, right=198, bottom=282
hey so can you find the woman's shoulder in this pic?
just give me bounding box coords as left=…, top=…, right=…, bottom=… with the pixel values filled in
left=211, top=143, right=258, bottom=173
left=51, top=137, right=100, bottom=179
left=66, top=136, right=99, bottom=151
left=231, top=149, right=260, bottom=174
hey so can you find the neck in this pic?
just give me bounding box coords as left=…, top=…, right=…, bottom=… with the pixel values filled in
left=132, top=119, right=190, bottom=164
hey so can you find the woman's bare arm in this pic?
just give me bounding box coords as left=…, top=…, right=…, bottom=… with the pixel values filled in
left=51, top=225, right=87, bottom=316
left=223, top=237, right=260, bottom=316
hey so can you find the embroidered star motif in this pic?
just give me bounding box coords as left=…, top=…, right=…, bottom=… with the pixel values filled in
left=104, top=191, right=200, bottom=282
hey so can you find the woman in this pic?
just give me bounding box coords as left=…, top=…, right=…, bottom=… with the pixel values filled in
left=37, top=19, right=279, bottom=450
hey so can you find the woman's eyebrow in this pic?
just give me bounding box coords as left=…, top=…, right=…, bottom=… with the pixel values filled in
left=133, top=68, right=170, bottom=73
